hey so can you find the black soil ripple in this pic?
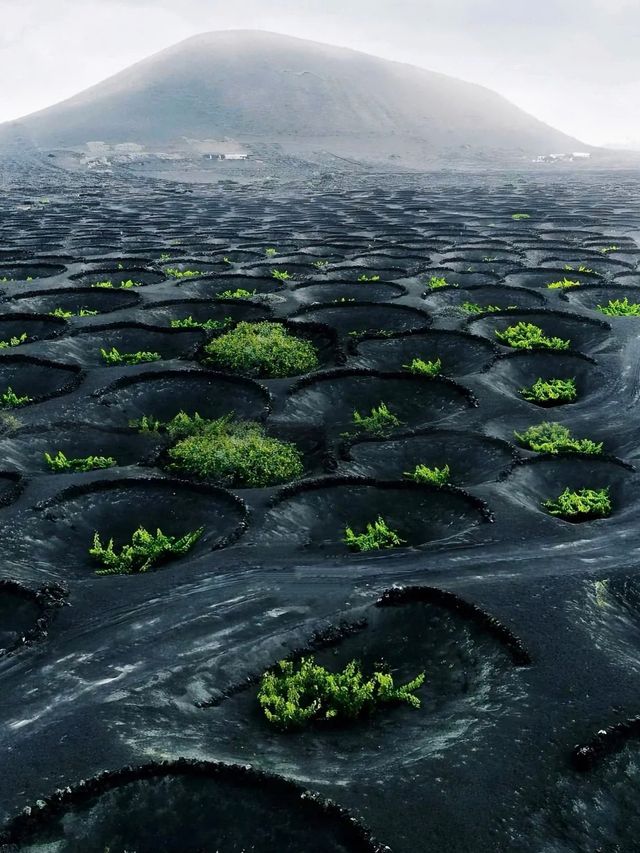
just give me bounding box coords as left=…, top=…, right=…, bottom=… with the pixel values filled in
left=291, top=301, right=431, bottom=336
left=0, top=355, right=83, bottom=405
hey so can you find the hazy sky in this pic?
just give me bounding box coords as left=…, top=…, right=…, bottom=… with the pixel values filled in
left=2, top=0, right=639, bottom=146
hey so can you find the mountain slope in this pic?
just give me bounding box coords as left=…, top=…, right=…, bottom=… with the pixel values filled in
left=1, top=30, right=584, bottom=163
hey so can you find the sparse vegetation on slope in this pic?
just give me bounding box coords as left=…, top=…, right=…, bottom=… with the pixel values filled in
left=343, top=515, right=406, bottom=551
left=90, top=526, right=203, bottom=575
left=515, top=422, right=602, bottom=454
left=542, top=487, right=611, bottom=520
left=520, top=378, right=577, bottom=406
left=496, top=322, right=570, bottom=350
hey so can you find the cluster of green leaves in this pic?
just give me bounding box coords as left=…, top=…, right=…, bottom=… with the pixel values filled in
left=163, top=268, right=202, bottom=278
left=0, top=386, right=31, bottom=408
left=44, top=450, right=116, bottom=472
left=461, top=302, right=505, bottom=314
left=547, top=278, right=580, bottom=289
left=216, top=288, right=256, bottom=299
left=129, top=414, right=163, bottom=432
left=265, top=247, right=278, bottom=257
left=515, top=422, right=602, bottom=454
left=357, top=274, right=381, bottom=282
left=312, top=259, right=329, bottom=270
left=166, top=412, right=304, bottom=487
left=405, top=463, right=450, bottom=485
left=343, top=515, right=406, bottom=551
left=100, top=347, right=161, bottom=366
left=0, top=332, right=27, bottom=349
left=49, top=307, right=99, bottom=318
left=496, top=322, right=570, bottom=350
left=90, top=526, right=203, bottom=575
left=170, top=316, right=232, bottom=331
left=597, top=298, right=640, bottom=317
left=543, top=487, right=611, bottom=520
left=159, top=253, right=172, bottom=262
left=204, top=321, right=319, bottom=377
left=258, top=657, right=425, bottom=730
left=402, top=357, right=442, bottom=377
left=92, top=279, right=143, bottom=289
left=349, top=402, right=402, bottom=437
left=520, top=377, right=577, bottom=406
left=271, top=269, right=291, bottom=281
left=511, top=213, right=530, bottom=220
left=599, top=245, right=621, bottom=254
left=427, top=276, right=454, bottom=289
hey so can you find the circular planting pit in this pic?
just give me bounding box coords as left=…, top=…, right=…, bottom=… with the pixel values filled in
left=467, top=309, right=611, bottom=355
left=352, top=329, right=496, bottom=375
left=0, top=355, right=82, bottom=406
left=62, top=323, right=203, bottom=367
left=422, top=268, right=500, bottom=288
left=0, top=424, right=161, bottom=473
left=293, top=280, right=406, bottom=305
left=0, top=312, right=66, bottom=345
left=171, top=274, right=282, bottom=299
left=284, top=369, right=475, bottom=438
left=0, top=760, right=383, bottom=853
left=95, top=368, right=270, bottom=426
left=69, top=268, right=165, bottom=288
left=423, top=284, right=546, bottom=313
left=343, top=429, right=515, bottom=486
left=560, top=285, right=640, bottom=314
left=502, top=268, right=604, bottom=289
left=251, top=477, right=490, bottom=553
left=33, top=476, right=247, bottom=574
left=145, top=297, right=270, bottom=327
left=485, top=350, right=602, bottom=407
left=501, top=456, right=634, bottom=523
left=0, top=262, right=66, bottom=282
left=291, top=302, right=431, bottom=337
left=4, top=286, right=141, bottom=316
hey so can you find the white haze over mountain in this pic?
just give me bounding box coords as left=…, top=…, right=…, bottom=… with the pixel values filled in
left=1, top=0, right=638, bottom=147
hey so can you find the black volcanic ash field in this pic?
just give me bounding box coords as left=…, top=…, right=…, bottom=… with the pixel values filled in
left=0, top=171, right=640, bottom=851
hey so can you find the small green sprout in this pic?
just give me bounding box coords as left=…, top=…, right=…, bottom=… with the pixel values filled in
left=92, top=279, right=143, bottom=289
left=461, top=301, right=505, bottom=314
left=357, top=274, right=380, bottom=282
left=343, top=515, right=406, bottom=551
left=542, top=487, right=611, bottom=520
left=271, top=269, right=291, bottom=281
left=0, top=332, right=27, bottom=349
left=49, top=307, right=98, bottom=318
left=349, top=402, right=402, bottom=437
left=427, top=276, right=455, bottom=289
left=129, top=414, right=163, bottom=432
left=89, top=526, right=203, bottom=575
left=564, top=264, right=596, bottom=274
left=405, top=464, right=450, bottom=485
left=216, top=288, right=256, bottom=299
left=520, top=378, right=577, bottom=406
left=170, top=316, right=232, bottom=331
left=0, top=387, right=31, bottom=408
left=402, top=357, right=442, bottom=377
left=258, top=657, right=424, bottom=730
left=495, top=322, right=570, bottom=350
left=44, top=451, right=116, bottom=473
left=204, top=321, right=318, bottom=377
left=312, top=259, right=329, bottom=270
left=100, top=347, right=161, bottom=366
left=511, top=213, right=530, bottom=220
left=599, top=246, right=621, bottom=254
left=547, top=278, right=580, bottom=289
left=515, top=422, right=602, bottom=454
left=163, top=268, right=202, bottom=278
left=597, top=298, right=640, bottom=317
left=265, top=247, right=278, bottom=257
left=159, top=253, right=172, bottom=262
